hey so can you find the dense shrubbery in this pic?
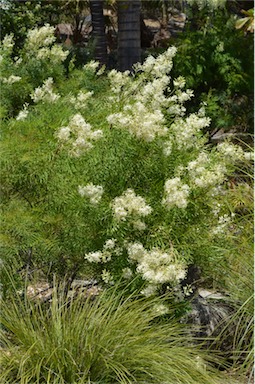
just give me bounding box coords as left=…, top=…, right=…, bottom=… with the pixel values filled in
left=171, top=8, right=254, bottom=136
left=0, top=24, right=253, bottom=383
left=1, top=25, right=252, bottom=294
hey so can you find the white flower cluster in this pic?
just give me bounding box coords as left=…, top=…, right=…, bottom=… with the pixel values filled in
left=108, top=58, right=188, bottom=116
left=107, top=102, right=167, bottom=142
left=135, top=46, right=177, bottom=78
left=107, top=69, right=131, bottom=96
left=78, top=183, right=104, bottom=205
left=163, top=140, right=173, bottom=156
left=1, top=34, right=14, bottom=55
left=84, top=238, right=118, bottom=265
left=183, top=284, right=193, bottom=297
left=14, top=56, right=23, bottom=66
left=166, top=102, right=186, bottom=117
left=31, top=77, right=60, bottom=103
left=83, top=60, right=100, bottom=73
left=175, top=89, right=194, bottom=104
left=211, top=203, right=222, bottom=217
left=153, top=303, right=169, bottom=316
left=106, top=47, right=200, bottom=145
left=169, top=113, right=211, bottom=150
left=70, top=90, right=94, bottom=110
left=36, top=45, right=68, bottom=64
left=187, top=152, right=227, bottom=188
left=112, top=189, right=152, bottom=228
left=244, top=152, right=254, bottom=161
left=212, top=214, right=234, bottom=235
left=217, top=142, right=245, bottom=162
left=26, top=24, right=56, bottom=50
left=135, top=75, right=170, bottom=109
left=101, top=269, right=114, bottom=285
left=141, top=284, right=158, bottom=297
left=16, top=103, right=29, bottom=121
left=162, top=178, right=190, bottom=209
left=127, top=242, right=186, bottom=285
left=96, top=65, right=106, bottom=76
left=25, top=24, right=68, bottom=63
left=122, top=267, right=133, bottom=280
left=166, top=89, right=194, bottom=113
left=85, top=250, right=108, bottom=263
left=56, top=113, right=103, bottom=156
left=2, top=75, right=21, bottom=84
left=173, top=76, right=186, bottom=89
left=210, top=185, right=225, bottom=198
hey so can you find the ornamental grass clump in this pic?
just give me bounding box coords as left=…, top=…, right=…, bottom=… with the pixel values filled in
left=211, top=177, right=254, bottom=379
left=0, top=278, right=223, bottom=384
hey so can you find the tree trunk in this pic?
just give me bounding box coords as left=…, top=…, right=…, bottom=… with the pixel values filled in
left=89, top=0, right=108, bottom=66
left=161, top=0, right=169, bottom=28
left=117, top=0, right=141, bottom=72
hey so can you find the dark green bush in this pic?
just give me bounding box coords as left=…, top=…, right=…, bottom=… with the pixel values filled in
left=170, top=9, right=254, bottom=136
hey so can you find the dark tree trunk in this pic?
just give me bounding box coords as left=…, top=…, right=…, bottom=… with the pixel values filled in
left=140, top=14, right=154, bottom=48
left=117, top=0, right=141, bottom=72
left=161, top=0, right=168, bottom=28
left=89, top=0, right=108, bottom=66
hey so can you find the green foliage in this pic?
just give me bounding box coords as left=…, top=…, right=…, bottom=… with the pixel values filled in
left=1, top=28, right=253, bottom=301
left=0, top=22, right=253, bottom=382
left=0, top=275, right=224, bottom=384
left=0, top=62, right=113, bottom=281
left=0, top=0, right=62, bottom=53
left=213, top=179, right=254, bottom=377
left=171, top=9, right=254, bottom=135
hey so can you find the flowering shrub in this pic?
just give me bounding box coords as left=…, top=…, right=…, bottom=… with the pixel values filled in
left=72, top=47, right=250, bottom=296
left=0, top=31, right=253, bottom=300
left=0, top=24, right=68, bottom=117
